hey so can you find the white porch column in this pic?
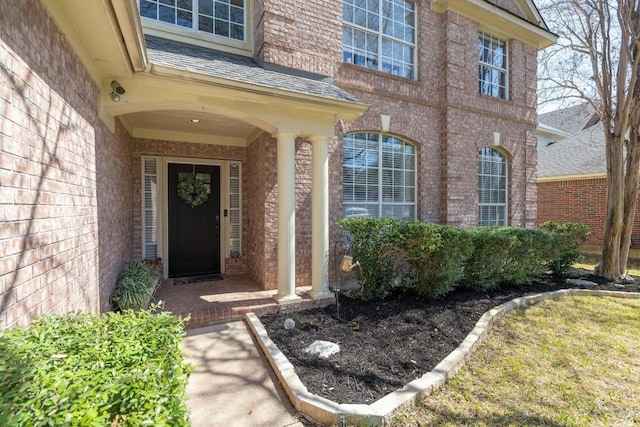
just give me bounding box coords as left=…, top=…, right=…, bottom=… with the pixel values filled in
left=275, top=132, right=301, bottom=303
left=309, top=135, right=333, bottom=299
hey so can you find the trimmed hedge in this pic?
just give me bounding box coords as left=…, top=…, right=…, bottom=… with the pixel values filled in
left=539, top=221, right=590, bottom=275
left=339, top=218, right=587, bottom=300
left=0, top=307, right=192, bottom=426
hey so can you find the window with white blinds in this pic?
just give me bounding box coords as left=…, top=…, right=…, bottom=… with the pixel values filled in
left=478, top=147, right=508, bottom=226
left=228, top=162, right=241, bottom=257
left=343, top=133, right=416, bottom=219
left=142, top=158, right=158, bottom=259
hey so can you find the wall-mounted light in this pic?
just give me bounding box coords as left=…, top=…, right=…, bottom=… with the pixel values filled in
left=110, top=80, right=125, bottom=102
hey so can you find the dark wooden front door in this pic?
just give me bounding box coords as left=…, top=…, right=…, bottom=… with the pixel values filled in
left=168, top=163, right=221, bottom=277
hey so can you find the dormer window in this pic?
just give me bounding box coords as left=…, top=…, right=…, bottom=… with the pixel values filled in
left=139, top=0, right=245, bottom=41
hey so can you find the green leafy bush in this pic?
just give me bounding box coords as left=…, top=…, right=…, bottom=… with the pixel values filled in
left=461, top=227, right=519, bottom=291
left=539, top=221, right=590, bottom=275
left=110, top=261, right=158, bottom=311
left=401, top=224, right=472, bottom=297
left=340, top=218, right=584, bottom=300
left=339, top=217, right=401, bottom=300
left=0, top=307, right=192, bottom=427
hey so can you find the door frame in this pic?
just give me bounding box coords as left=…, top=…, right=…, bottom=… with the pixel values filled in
left=161, top=157, right=230, bottom=277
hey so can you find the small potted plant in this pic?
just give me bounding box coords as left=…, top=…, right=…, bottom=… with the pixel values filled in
left=109, top=261, right=159, bottom=311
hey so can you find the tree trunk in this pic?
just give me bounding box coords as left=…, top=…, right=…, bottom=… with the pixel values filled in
left=601, top=133, right=625, bottom=278
left=620, top=134, right=640, bottom=272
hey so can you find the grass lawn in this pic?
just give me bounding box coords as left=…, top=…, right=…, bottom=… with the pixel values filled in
left=574, top=258, right=640, bottom=276
left=393, top=296, right=640, bottom=426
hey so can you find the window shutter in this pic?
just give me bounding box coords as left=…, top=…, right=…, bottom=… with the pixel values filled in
left=229, top=162, right=241, bottom=257
left=143, top=158, right=158, bottom=259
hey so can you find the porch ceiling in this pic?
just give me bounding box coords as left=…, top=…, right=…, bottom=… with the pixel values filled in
left=119, top=110, right=259, bottom=146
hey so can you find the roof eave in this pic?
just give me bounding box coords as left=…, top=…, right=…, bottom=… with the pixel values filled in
left=537, top=172, right=607, bottom=182
left=431, top=0, right=558, bottom=49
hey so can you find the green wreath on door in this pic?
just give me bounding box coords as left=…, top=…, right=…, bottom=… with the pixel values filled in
left=177, top=173, right=209, bottom=208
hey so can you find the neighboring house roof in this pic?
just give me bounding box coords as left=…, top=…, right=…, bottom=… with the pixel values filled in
left=537, top=121, right=606, bottom=179
left=538, top=103, right=598, bottom=135
left=144, top=35, right=361, bottom=104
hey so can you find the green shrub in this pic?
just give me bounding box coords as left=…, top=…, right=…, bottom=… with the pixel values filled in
left=461, top=227, right=518, bottom=290
left=401, top=224, right=472, bottom=297
left=0, top=307, right=192, bottom=427
left=110, top=261, right=158, bottom=311
left=339, top=217, right=402, bottom=300
left=539, top=221, right=590, bottom=275
left=500, top=227, right=554, bottom=285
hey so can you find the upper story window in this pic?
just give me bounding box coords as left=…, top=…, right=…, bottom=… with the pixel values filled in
left=478, top=147, right=508, bottom=226
left=478, top=32, right=507, bottom=99
left=342, top=0, right=416, bottom=79
left=343, top=133, right=416, bottom=219
left=139, top=0, right=245, bottom=41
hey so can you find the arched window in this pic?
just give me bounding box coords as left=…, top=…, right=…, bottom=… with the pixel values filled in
left=343, top=133, right=416, bottom=219
left=478, top=147, right=508, bottom=226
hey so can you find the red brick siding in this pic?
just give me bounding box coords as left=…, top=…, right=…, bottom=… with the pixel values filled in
left=96, top=120, right=134, bottom=312
left=258, top=0, right=343, bottom=76
left=245, top=133, right=269, bottom=287
left=537, top=178, right=614, bottom=248
left=0, top=0, right=133, bottom=327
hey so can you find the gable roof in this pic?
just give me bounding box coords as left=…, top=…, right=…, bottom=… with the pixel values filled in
left=537, top=122, right=605, bottom=179
left=144, top=35, right=361, bottom=105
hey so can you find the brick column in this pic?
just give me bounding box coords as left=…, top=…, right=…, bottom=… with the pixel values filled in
left=275, top=132, right=301, bottom=303
left=309, top=135, right=333, bottom=299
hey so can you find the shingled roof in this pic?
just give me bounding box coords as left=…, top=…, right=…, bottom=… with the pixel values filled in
left=537, top=121, right=605, bottom=178
left=538, top=103, right=598, bottom=135
left=144, top=35, right=361, bottom=104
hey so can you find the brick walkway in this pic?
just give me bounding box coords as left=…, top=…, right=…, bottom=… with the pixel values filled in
left=153, top=274, right=334, bottom=327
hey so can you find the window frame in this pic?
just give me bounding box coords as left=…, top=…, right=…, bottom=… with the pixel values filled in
left=342, top=0, right=417, bottom=79
left=138, top=0, right=252, bottom=56
left=478, top=32, right=508, bottom=100
left=342, top=132, right=417, bottom=220
left=478, top=147, right=508, bottom=226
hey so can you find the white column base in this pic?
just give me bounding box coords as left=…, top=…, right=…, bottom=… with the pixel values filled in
left=275, top=292, right=302, bottom=304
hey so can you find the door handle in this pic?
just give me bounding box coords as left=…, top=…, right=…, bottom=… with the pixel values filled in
left=215, top=215, right=220, bottom=238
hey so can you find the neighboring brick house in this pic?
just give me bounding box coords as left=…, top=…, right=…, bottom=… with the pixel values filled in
left=537, top=103, right=640, bottom=255
left=0, top=0, right=555, bottom=328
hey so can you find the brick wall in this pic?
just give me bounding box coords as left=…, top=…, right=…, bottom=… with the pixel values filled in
left=257, top=0, right=343, bottom=76
left=537, top=178, right=609, bottom=248
left=0, top=0, right=133, bottom=327
left=96, top=120, right=134, bottom=312
left=245, top=133, right=272, bottom=288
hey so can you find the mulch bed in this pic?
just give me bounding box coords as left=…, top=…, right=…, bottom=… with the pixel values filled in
left=260, top=269, right=640, bottom=405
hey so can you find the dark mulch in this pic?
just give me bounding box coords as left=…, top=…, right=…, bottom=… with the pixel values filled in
left=260, top=269, right=640, bottom=405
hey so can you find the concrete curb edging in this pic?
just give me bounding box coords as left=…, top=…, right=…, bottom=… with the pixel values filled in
left=246, top=289, right=640, bottom=426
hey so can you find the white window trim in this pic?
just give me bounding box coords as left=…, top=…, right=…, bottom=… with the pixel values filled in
left=343, top=0, right=418, bottom=79
left=478, top=32, right=509, bottom=100
left=343, top=133, right=417, bottom=219
left=139, top=0, right=253, bottom=57
left=478, top=148, right=508, bottom=226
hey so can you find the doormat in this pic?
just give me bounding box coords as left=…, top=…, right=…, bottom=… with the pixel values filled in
left=174, top=274, right=223, bottom=285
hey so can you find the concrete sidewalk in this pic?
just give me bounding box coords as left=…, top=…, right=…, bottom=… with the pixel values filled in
left=181, top=321, right=305, bottom=427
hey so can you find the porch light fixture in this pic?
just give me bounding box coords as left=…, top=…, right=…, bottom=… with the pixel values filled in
left=110, top=80, right=125, bottom=102
left=190, top=119, right=201, bottom=123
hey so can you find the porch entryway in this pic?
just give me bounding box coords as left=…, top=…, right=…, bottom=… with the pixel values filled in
left=153, top=274, right=334, bottom=327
